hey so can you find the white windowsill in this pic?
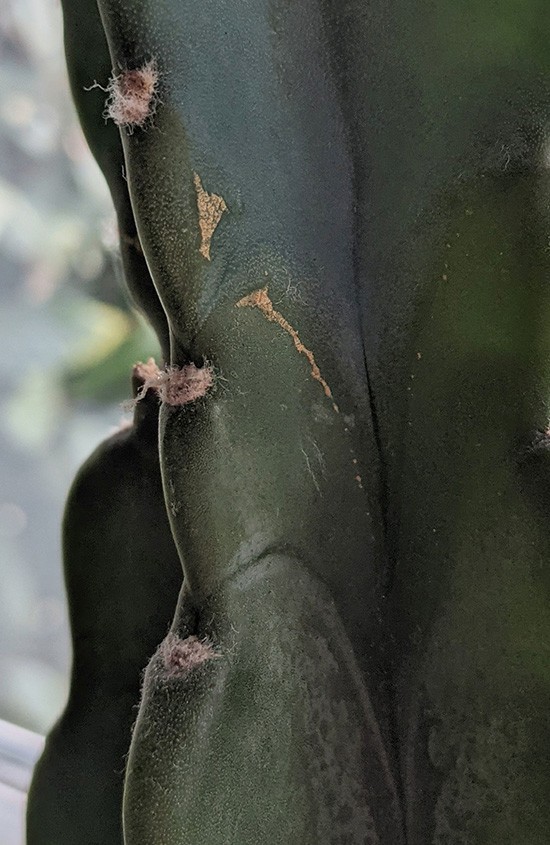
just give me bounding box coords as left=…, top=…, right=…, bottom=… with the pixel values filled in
left=0, top=719, right=44, bottom=845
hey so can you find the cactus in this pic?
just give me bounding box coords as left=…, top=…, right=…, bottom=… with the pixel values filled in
left=26, top=367, right=182, bottom=845
left=28, top=0, right=550, bottom=843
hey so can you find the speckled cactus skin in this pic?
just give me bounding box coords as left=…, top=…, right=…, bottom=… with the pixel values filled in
left=29, top=0, right=550, bottom=842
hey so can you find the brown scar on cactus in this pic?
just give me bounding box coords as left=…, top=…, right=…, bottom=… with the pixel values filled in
left=236, top=287, right=339, bottom=414
left=160, top=632, right=221, bottom=677
left=132, top=357, right=214, bottom=406
left=237, top=288, right=365, bottom=491
left=194, top=173, right=228, bottom=260
left=104, top=60, right=159, bottom=130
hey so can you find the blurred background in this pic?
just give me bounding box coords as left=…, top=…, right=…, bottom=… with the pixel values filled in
left=0, top=0, right=158, bottom=735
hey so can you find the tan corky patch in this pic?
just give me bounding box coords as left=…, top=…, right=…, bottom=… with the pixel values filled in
left=237, top=287, right=365, bottom=491
left=194, top=173, right=228, bottom=260
left=236, top=287, right=339, bottom=413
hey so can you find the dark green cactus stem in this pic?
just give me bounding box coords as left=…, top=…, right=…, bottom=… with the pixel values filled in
left=32, top=0, right=550, bottom=842
left=26, top=370, right=182, bottom=845
left=326, top=3, right=550, bottom=842
left=325, top=5, right=550, bottom=842
left=94, top=0, right=402, bottom=842
left=93, top=0, right=550, bottom=841
left=391, top=175, right=550, bottom=842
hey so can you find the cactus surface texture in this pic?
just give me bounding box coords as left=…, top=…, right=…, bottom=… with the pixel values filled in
left=27, top=1, right=550, bottom=843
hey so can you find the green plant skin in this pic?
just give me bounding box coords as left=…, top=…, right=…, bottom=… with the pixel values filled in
left=324, top=2, right=550, bottom=841
left=58, top=0, right=550, bottom=842
left=61, top=0, right=170, bottom=358
left=129, top=307, right=402, bottom=843
left=94, top=0, right=403, bottom=841
left=126, top=555, right=399, bottom=845
left=26, top=381, right=182, bottom=845
left=391, top=174, right=550, bottom=844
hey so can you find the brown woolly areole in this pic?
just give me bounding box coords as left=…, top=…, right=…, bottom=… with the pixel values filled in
left=160, top=633, right=220, bottom=677
left=105, top=60, right=159, bottom=129
left=133, top=359, right=214, bottom=406
left=133, top=357, right=161, bottom=386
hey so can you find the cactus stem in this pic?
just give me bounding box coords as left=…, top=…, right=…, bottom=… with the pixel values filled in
left=160, top=632, right=221, bottom=677
left=105, top=60, right=159, bottom=130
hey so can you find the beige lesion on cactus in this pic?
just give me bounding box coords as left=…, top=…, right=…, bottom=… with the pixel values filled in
left=237, top=288, right=365, bottom=491
left=236, top=287, right=339, bottom=413
left=194, top=173, right=228, bottom=260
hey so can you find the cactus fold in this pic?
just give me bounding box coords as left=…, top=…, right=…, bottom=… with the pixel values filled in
left=29, top=0, right=550, bottom=843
